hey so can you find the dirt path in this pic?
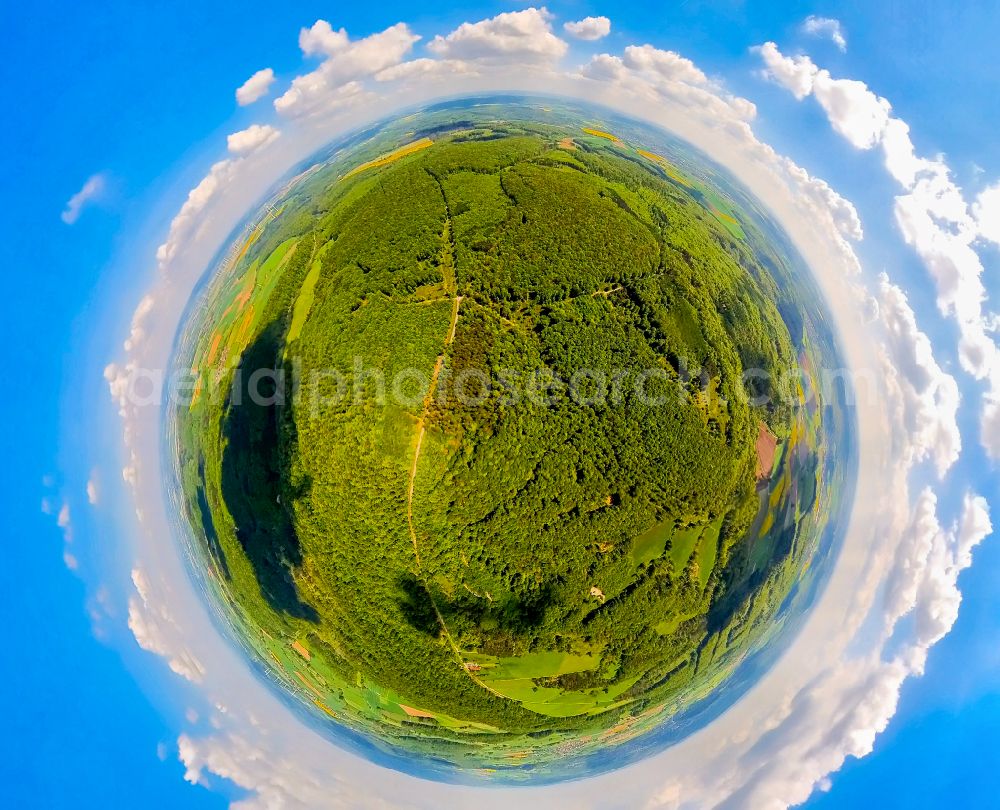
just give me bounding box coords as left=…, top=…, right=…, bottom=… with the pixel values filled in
left=402, top=190, right=511, bottom=702
left=404, top=293, right=509, bottom=699
left=405, top=295, right=460, bottom=565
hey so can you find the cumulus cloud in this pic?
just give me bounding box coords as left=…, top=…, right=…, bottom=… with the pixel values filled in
left=178, top=733, right=343, bottom=809
left=375, top=58, right=479, bottom=83
left=780, top=158, right=864, bottom=241
left=428, top=8, right=568, bottom=63
left=274, top=23, right=417, bottom=118
left=128, top=568, right=206, bottom=683
left=151, top=117, right=286, bottom=274
left=278, top=79, right=370, bottom=120
left=884, top=489, right=991, bottom=670
left=226, top=124, right=281, bottom=156
left=877, top=276, right=962, bottom=477
left=563, top=16, right=611, bottom=41
left=812, top=73, right=892, bottom=149
left=579, top=45, right=754, bottom=134
left=61, top=173, right=105, bottom=224
left=104, top=358, right=143, bottom=490
left=298, top=19, right=349, bottom=58
left=155, top=159, right=243, bottom=271
left=981, top=394, right=1000, bottom=459
left=235, top=68, right=276, bottom=106
left=757, top=41, right=1000, bottom=457
left=802, top=15, right=847, bottom=52
left=755, top=41, right=817, bottom=100
left=756, top=43, right=890, bottom=147
left=973, top=181, right=1000, bottom=246
left=122, top=293, right=156, bottom=352
left=578, top=52, right=628, bottom=82
left=622, top=44, right=708, bottom=86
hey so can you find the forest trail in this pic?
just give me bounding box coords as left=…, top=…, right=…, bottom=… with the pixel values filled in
left=403, top=293, right=508, bottom=700
left=405, top=293, right=462, bottom=566
left=402, top=197, right=510, bottom=700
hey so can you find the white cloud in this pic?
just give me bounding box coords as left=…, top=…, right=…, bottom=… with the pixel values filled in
left=756, top=41, right=1000, bottom=457
left=877, top=276, right=962, bottom=477
left=579, top=52, right=629, bottom=82
left=579, top=46, right=754, bottom=130
left=375, top=58, right=479, bottom=83
left=973, top=181, right=1000, bottom=246
left=622, top=44, right=708, bottom=86
left=755, top=41, right=818, bottom=100
left=563, top=16, right=611, bottom=41
left=278, top=79, right=370, bottom=120
left=756, top=43, right=890, bottom=148
left=893, top=180, right=994, bottom=374
left=122, top=293, right=156, bottom=352
left=62, top=174, right=106, bottom=224
left=57, top=501, right=72, bottom=538
left=880, top=117, right=935, bottom=188
left=128, top=568, right=206, bottom=683
left=781, top=158, right=864, bottom=241
left=812, top=72, right=892, bottom=149
left=87, top=585, right=114, bottom=641
left=274, top=23, right=418, bottom=118
left=428, top=8, right=567, bottom=63
left=981, top=394, right=1000, bottom=459
left=802, top=15, right=847, bottom=52
left=888, top=489, right=991, bottom=665
left=53, top=500, right=78, bottom=571
left=178, top=733, right=339, bottom=809
left=880, top=120, right=1000, bottom=462
left=104, top=359, right=142, bottom=491
left=226, top=124, right=281, bottom=156
left=87, top=471, right=100, bottom=506
left=150, top=117, right=293, bottom=274
left=155, top=159, right=242, bottom=271
left=235, top=68, right=276, bottom=106
left=298, top=20, right=349, bottom=58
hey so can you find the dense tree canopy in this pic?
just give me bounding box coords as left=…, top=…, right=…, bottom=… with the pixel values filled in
left=172, top=107, right=842, bottom=775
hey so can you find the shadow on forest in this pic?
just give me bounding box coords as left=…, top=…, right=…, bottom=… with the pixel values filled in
left=220, top=321, right=318, bottom=622
left=706, top=500, right=799, bottom=637
left=398, top=573, right=556, bottom=646
left=196, top=458, right=230, bottom=580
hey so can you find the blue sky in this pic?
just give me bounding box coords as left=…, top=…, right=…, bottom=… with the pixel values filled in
left=3, top=2, right=998, bottom=807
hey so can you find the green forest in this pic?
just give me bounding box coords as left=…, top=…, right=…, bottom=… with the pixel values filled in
left=172, top=109, right=838, bottom=772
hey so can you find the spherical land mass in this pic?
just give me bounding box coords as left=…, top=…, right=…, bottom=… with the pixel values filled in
left=170, top=97, right=855, bottom=783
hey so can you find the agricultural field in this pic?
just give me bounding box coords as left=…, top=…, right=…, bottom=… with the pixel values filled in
left=167, top=98, right=854, bottom=782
